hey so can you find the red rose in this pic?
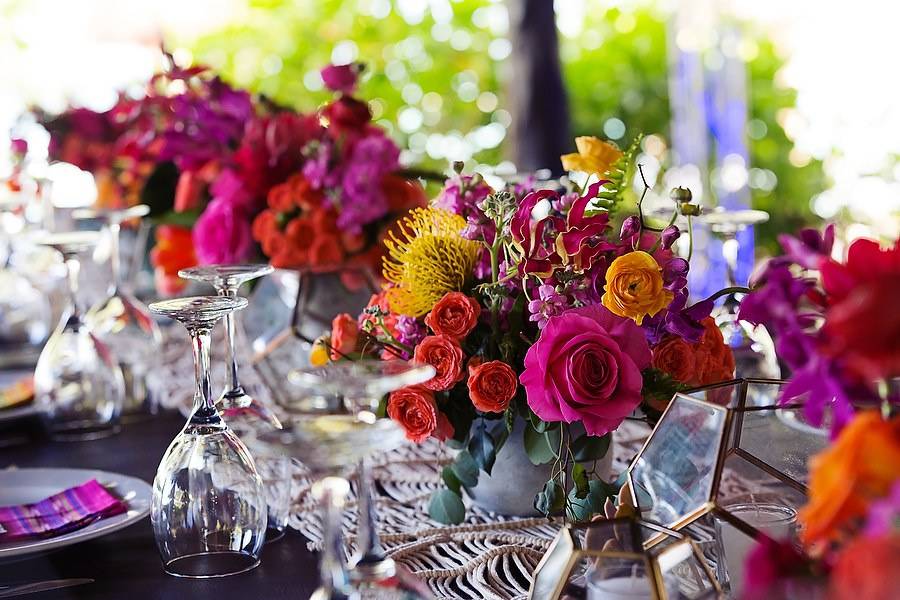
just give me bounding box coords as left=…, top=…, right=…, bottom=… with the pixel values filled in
left=329, top=313, right=359, bottom=360
left=387, top=386, right=454, bottom=443
left=651, top=336, right=696, bottom=384
left=323, top=97, right=371, bottom=132
left=467, top=358, right=517, bottom=413
left=821, top=238, right=900, bottom=382
left=413, top=335, right=465, bottom=391
left=424, top=292, right=482, bottom=340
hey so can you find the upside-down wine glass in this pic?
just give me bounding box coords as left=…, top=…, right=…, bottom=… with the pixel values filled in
left=698, top=209, right=782, bottom=389
left=33, top=231, right=125, bottom=440
left=259, top=360, right=435, bottom=600
left=148, top=296, right=267, bottom=578
left=76, top=204, right=163, bottom=414
left=178, top=264, right=281, bottom=430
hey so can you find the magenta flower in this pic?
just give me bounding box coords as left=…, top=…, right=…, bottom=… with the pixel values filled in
left=193, top=198, right=254, bottom=265
left=520, top=304, right=651, bottom=436
left=320, top=63, right=360, bottom=94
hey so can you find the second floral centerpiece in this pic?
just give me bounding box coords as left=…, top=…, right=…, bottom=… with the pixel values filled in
left=314, top=138, right=736, bottom=524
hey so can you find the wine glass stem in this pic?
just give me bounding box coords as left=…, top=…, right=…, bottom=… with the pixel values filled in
left=317, top=477, right=353, bottom=598
left=355, top=457, right=385, bottom=562
left=64, top=254, right=81, bottom=320
left=220, top=286, right=241, bottom=395
left=721, top=231, right=739, bottom=287
left=108, top=221, right=121, bottom=295
left=189, top=327, right=217, bottom=420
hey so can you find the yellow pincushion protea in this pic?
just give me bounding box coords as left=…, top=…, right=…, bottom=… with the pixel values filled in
left=383, top=207, right=480, bottom=316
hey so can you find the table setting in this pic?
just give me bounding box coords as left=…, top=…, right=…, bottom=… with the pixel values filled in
left=0, top=52, right=897, bottom=600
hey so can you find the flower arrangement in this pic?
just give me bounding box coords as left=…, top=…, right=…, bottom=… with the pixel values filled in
left=735, top=227, right=900, bottom=599
left=35, top=60, right=427, bottom=293
left=314, top=136, right=737, bottom=524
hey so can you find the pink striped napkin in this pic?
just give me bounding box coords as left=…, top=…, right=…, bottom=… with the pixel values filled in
left=0, top=479, right=128, bottom=541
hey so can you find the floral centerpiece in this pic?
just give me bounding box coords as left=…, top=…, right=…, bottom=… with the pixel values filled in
left=313, top=136, right=738, bottom=523
left=35, top=60, right=427, bottom=294
left=735, top=227, right=900, bottom=599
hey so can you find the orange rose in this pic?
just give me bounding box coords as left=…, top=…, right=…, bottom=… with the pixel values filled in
left=800, top=412, right=900, bottom=547
left=388, top=386, right=454, bottom=443
left=285, top=217, right=316, bottom=251
left=424, top=292, right=481, bottom=340
left=413, top=335, right=465, bottom=391
left=267, top=182, right=295, bottom=211
left=601, top=251, right=673, bottom=325
left=329, top=314, right=359, bottom=360
left=467, top=358, right=517, bottom=413
left=651, top=336, right=696, bottom=384
left=309, top=234, right=344, bottom=268
left=829, top=534, right=900, bottom=600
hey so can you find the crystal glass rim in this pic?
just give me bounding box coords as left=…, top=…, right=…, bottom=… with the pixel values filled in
left=178, top=264, right=275, bottom=286
left=148, top=295, right=248, bottom=321
left=721, top=502, right=797, bottom=525
left=288, top=360, right=436, bottom=398
left=697, top=208, right=770, bottom=228
left=33, top=230, right=101, bottom=253
left=72, top=203, right=150, bottom=223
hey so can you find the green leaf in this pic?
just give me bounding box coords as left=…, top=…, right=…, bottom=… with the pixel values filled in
left=567, top=479, right=615, bottom=522
left=428, top=489, right=465, bottom=525
left=151, top=208, right=203, bottom=228
left=451, top=450, right=479, bottom=488
left=571, top=462, right=589, bottom=499
left=571, top=433, right=612, bottom=462
left=375, top=395, right=388, bottom=419
left=534, top=479, right=564, bottom=516
left=523, top=423, right=558, bottom=465
left=528, top=410, right=551, bottom=433
left=441, top=465, right=461, bottom=495
left=468, top=420, right=496, bottom=475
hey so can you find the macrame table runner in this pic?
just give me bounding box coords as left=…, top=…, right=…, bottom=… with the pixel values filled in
left=151, top=326, right=782, bottom=600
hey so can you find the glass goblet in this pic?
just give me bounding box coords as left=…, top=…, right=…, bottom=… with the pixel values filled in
left=77, top=204, right=163, bottom=414
left=148, top=296, right=267, bottom=578
left=698, top=208, right=782, bottom=385
left=178, top=264, right=280, bottom=430
left=259, top=360, right=435, bottom=600
left=33, top=231, right=125, bottom=440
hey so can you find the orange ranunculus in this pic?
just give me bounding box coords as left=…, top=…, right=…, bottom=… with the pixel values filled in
left=285, top=217, right=316, bottom=251
left=560, top=136, right=623, bottom=176
left=467, top=357, right=517, bottom=413
left=829, top=533, right=900, bottom=600
left=387, top=386, right=453, bottom=443
left=651, top=336, right=696, bottom=384
left=329, top=313, right=359, bottom=360
left=266, top=181, right=294, bottom=212
left=150, top=225, right=196, bottom=295
left=799, top=412, right=900, bottom=548
left=308, top=233, right=344, bottom=268
left=424, top=292, right=482, bottom=340
left=601, top=251, right=673, bottom=325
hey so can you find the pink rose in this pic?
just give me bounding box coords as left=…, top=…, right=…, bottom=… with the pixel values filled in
left=520, top=305, right=651, bottom=437
left=320, top=63, right=360, bottom=94
left=193, top=198, right=253, bottom=265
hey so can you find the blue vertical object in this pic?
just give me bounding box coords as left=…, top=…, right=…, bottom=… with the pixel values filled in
left=668, top=18, right=755, bottom=299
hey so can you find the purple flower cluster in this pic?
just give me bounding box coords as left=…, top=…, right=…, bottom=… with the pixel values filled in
left=337, top=134, right=400, bottom=232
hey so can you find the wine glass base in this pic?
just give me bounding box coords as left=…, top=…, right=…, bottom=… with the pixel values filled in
left=265, top=526, right=286, bottom=543
left=350, top=556, right=396, bottom=583
left=219, top=391, right=283, bottom=430
left=163, top=551, right=260, bottom=578
left=44, top=422, right=121, bottom=442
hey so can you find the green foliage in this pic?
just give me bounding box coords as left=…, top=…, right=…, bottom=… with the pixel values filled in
left=595, top=134, right=643, bottom=214
left=523, top=421, right=559, bottom=465
left=468, top=419, right=496, bottom=474
left=571, top=432, right=611, bottom=463
left=428, top=488, right=466, bottom=524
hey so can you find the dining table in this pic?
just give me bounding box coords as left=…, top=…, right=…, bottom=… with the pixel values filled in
left=0, top=411, right=320, bottom=599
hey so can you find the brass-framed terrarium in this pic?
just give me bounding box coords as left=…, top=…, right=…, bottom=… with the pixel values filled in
left=528, top=516, right=720, bottom=599
left=623, top=378, right=829, bottom=594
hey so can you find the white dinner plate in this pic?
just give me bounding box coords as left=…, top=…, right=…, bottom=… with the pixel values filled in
left=0, top=468, right=152, bottom=559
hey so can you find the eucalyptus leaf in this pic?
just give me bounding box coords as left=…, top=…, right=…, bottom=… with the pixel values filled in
left=441, top=465, right=461, bottom=495
left=428, top=489, right=465, bottom=525
left=571, top=433, right=611, bottom=462
left=523, top=423, right=556, bottom=465
left=534, top=479, right=564, bottom=516
left=468, top=420, right=496, bottom=475
left=451, top=450, right=479, bottom=488
left=572, top=462, right=589, bottom=499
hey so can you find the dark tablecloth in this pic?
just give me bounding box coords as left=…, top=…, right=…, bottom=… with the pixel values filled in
left=0, top=413, right=319, bottom=599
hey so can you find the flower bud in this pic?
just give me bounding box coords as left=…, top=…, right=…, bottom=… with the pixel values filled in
left=680, top=203, right=701, bottom=216
left=661, top=225, right=681, bottom=249
left=620, top=215, right=641, bottom=240
left=670, top=186, right=692, bottom=203
left=452, top=160, right=465, bottom=174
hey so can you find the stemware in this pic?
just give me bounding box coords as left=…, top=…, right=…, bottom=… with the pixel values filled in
left=697, top=208, right=781, bottom=384
left=33, top=231, right=125, bottom=440
left=178, top=264, right=280, bottom=430
left=260, top=360, right=435, bottom=600
left=0, top=197, right=52, bottom=350
left=148, top=296, right=267, bottom=578
left=77, top=204, right=162, bottom=414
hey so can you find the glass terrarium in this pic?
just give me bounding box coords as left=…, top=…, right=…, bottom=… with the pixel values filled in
left=528, top=517, right=719, bottom=600
left=624, top=378, right=829, bottom=596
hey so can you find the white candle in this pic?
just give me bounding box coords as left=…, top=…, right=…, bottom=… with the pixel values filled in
left=587, top=565, right=677, bottom=599
left=718, top=503, right=797, bottom=596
